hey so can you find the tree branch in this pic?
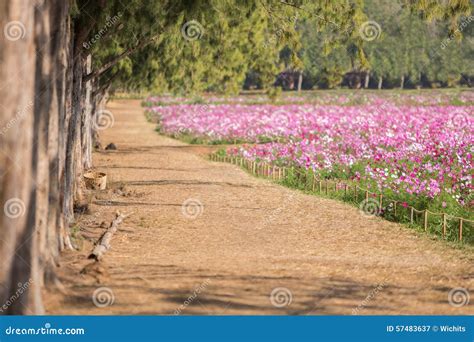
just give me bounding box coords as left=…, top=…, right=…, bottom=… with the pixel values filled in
left=83, top=35, right=159, bottom=82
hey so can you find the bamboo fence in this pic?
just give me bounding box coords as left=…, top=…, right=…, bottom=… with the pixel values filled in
left=210, top=154, right=473, bottom=243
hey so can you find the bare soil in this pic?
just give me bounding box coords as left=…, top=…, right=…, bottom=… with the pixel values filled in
left=44, top=100, right=474, bottom=315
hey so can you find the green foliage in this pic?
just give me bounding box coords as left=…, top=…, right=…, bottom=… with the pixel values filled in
left=76, top=0, right=472, bottom=95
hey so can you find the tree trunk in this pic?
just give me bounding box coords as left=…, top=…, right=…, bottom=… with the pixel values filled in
left=45, top=0, right=70, bottom=278
left=400, top=75, right=405, bottom=89
left=364, top=72, right=370, bottom=88
left=0, top=0, right=71, bottom=314
left=64, top=36, right=86, bottom=225
left=297, top=72, right=303, bottom=92
left=378, top=76, right=383, bottom=90
left=82, top=54, right=93, bottom=170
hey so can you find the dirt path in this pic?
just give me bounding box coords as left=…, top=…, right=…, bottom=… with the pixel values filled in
left=45, top=100, right=473, bottom=315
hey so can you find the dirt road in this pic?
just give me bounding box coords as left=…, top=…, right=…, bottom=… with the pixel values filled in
left=45, top=100, right=473, bottom=315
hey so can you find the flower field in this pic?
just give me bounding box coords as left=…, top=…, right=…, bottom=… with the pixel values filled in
left=145, top=92, right=474, bottom=242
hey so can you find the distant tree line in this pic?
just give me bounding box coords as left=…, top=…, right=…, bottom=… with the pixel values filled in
left=245, top=0, right=473, bottom=90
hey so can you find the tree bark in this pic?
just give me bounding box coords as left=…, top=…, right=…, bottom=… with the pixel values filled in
left=81, top=54, right=93, bottom=170
left=64, top=30, right=86, bottom=225
left=0, top=0, right=40, bottom=314
left=400, top=75, right=405, bottom=89
left=378, top=76, right=383, bottom=90
left=364, top=72, right=370, bottom=88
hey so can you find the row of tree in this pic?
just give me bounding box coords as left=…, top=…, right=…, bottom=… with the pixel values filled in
left=0, top=0, right=470, bottom=314
left=296, top=0, right=474, bottom=89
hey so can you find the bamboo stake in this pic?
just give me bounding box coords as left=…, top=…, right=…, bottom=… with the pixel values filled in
left=459, top=219, right=463, bottom=242
left=442, top=213, right=447, bottom=237
left=325, top=180, right=328, bottom=195
left=379, top=194, right=383, bottom=209
left=410, top=207, right=414, bottom=224
left=319, top=180, right=322, bottom=193
left=424, top=210, right=428, bottom=232
left=393, top=201, right=397, bottom=216
left=365, top=190, right=369, bottom=202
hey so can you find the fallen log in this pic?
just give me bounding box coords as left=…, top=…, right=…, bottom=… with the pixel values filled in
left=88, top=211, right=132, bottom=261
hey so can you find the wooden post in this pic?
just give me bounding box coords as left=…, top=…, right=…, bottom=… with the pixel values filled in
left=459, top=219, right=463, bottom=242
left=442, top=213, right=447, bottom=237
left=410, top=207, right=414, bottom=224
left=319, top=180, right=322, bottom=193
left=325, top=180, right=328, bottom=195
left=393, top=201, right=397, bottom=216
left=424, top=210, right=428, bottom=232
left=365, top=190, right=369, bottom=202
left=379, top=194, right=383, bottom=209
